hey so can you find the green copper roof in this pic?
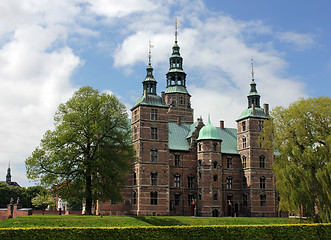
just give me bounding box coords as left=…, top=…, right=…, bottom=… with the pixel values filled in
left=143, top=77, right=156, bottom=82
left=217, top=128, right=238, bottom=154
left=168, top=68, right=185, bottom=73
left=236, top=107, right=268, bottom=121
left=186, top=121, right=199, bottom=139
left=131, top=94, right=168, bottom=110
left=168, top=123, right=191, bottom=151
left=165, top=86, right=189, bottom=94
left=197, top=117, right=222, bottom=141
left=168, top=122, right=238, bottom=154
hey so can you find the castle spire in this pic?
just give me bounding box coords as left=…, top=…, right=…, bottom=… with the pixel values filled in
left=143, top=41, right=157, bottom=95
left=247, top=58, right=261, bottom=108
left=166, top=19, right=188, bottom=90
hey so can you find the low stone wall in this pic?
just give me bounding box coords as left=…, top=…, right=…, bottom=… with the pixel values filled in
left=0, top=205, right=32, bottom=220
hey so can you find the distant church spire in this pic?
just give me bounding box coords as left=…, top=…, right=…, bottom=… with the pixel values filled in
left=247, top=58, right=261, bottom=108
left=6, top=161, right=11, bottom=184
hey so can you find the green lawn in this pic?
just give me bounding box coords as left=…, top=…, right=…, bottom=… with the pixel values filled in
left=0, top=215, right=307, bottom=228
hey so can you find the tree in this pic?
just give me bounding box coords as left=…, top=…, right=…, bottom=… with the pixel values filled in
left=31, top=192, right=55, bottom=215
left=262, top=97, right=331, bottom=222
left=0, top=183, right=45, bottom=208
left=26, top=86, right=135, bottom=215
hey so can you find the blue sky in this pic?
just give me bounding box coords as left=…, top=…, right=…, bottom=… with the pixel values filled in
left=0, top=0, right=330, bottom=187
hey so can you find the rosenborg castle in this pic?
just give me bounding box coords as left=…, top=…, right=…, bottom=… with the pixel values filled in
left=97, top=34, right=280, bottom=217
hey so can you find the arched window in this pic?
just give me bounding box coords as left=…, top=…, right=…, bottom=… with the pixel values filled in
left=213, top=161, right=218, bottom=168
left=150, top=172, right=158, bottom=186
left=227, top=177, right=233, bottom=189
left=151, top=127, right=157, bottom=139
left=174, top=193, right=181, bottom=206
left=260, top=194, right=266, bottom=206
left=212, top=209, right=219, bottom=217
left=150, top=149, right=158, bottom=162
left=174, top=154, right=180, bottom=166
left=242, top=121, right=246, bottom=131
left=227, top=157, right=233, bottom=168
left=171, top=76, right=175, bottom=85
left=151, top=109, right=158, bottom=120
left=150, top=191, right=158, bottom=205
left=260, top=176, right=266, bottom=189
left=132, top=191, right=137, bottom=205
left=174, top=174, right=181, bottom=188
left=213, top=193, right=218, bottom=201
left=188, top=175, right=194, bottom=188
left=242, top=155, right=247, bottom=168
left=259, top=155, right=265, bottom=168
left=133, top=172, right=137, bottom=185
left=213, top=174, right=218, bottom=182
left=242, top=193, right=248, bottom=206
left=243, top=136, right=247, bottom=148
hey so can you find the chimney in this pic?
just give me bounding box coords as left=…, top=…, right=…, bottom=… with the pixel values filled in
left=161, top=91, right=165, bottom=104
left=219, top=120, right=224, bottom=129
left=177, top=116, right=181, bottom=125
left=252, top=103, right=256, bottom=115
left=264, top=103, right=269, bottom=115
left=143, top=89, right=148, bottom=102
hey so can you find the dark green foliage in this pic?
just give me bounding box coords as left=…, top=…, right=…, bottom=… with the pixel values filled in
left=261, top=97, right=331, bottom=222
left=25, top=86, right=135, bottom=215
left=0, top=183, right=45, bottom=209
left=0, top=224, right=330, bottom=240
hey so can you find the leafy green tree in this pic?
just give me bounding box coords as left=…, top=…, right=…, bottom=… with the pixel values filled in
left=26, top=86, right=135, bottom=215
left=0, top=183, right=45, bottom=208
left=262, top=97, right=331, bottom=222
left=21, top=186, right=46, bottom=208
left=0, top=183, right=24, bottom=207
left=31, top=192, right=55, bottom=215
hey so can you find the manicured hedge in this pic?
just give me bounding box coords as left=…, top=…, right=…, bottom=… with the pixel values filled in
left=0, top=224, right=330, bottom=240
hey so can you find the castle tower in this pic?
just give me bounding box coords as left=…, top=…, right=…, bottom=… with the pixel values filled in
left=164, top=21, right=194, bottom=124
left=236, top=60, right=277, bottom=217
left=130, top=44, right=170, bottom=216
left=196, top=116, right=223, bottom=216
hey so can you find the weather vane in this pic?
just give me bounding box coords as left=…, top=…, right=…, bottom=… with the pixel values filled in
left=175, top=18, right=180, bottom=43
left=251, top=57, right=255, bottom=80
left=149, top=40, right=154, bottom=64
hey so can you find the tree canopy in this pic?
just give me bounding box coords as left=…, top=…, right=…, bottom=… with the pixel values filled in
left=0, top=183, right=45, bottom=208
left=262, top=96, right=331, bottom=222
left=31, top=192, right=55, bottom=215
left=26, top=86, right=135, bottom=215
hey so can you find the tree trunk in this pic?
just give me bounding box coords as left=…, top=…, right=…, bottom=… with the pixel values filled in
left=85, top=173, right=93, bottom=215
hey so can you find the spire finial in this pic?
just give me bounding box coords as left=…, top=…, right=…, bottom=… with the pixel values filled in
left=208, top=113, right=211, bottom=123
left=148, top=40, right=154, bottom=65
left=251, top=57, right=255, bottom=80
left=175, top=18, right=180, bottom=43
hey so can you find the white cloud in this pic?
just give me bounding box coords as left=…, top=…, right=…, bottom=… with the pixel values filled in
left=112, top=4, right=308, bottom=128
left=0, top=0, right=86, bottom=186
left=276, top=31, right=315, bottom=49
left=87, top=0, right=160, bottom=18
left=0, top=0, right=312, bottom=187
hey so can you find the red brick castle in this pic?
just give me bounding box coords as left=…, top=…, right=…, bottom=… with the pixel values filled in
left=98, top=31, right=278, bottom=217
